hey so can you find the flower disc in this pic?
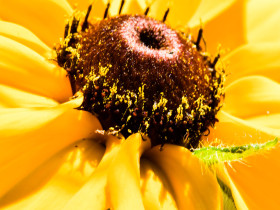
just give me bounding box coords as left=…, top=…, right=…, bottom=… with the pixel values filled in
left=56, top=14, right=225, bottom=149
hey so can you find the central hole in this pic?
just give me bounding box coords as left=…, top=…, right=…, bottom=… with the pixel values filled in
left=139, top=29, right=163, bottom=50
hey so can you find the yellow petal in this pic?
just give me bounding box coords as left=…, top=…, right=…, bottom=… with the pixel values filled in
left=188, top=0, right=236, bottom=27
left=64, top=133, right=150, bottom=209
left=145, top=144, right=222, bottom=209
left=63, top=134, right=176, bottom=210
left=221, top=43, right=280, bottom=85
left=0, top=139, right=105, bottom=209
left=148, top=0, right=200, bottom=26
left=0, top=21, right=51, bottom=58
left=189, top=0, right=246, bottom=54
left=218, top=144, right=280, bottom=209
left=90, top=0, right=107, bottom=20
left=0, top=36, right=72, bottom=102
left=0, top=0, right=73, bottom=47
left=62, top=136, right=122, bottom=209
left=86, top=0, right=145, bottom=20
left=67, top=0, right=92, bottom=10
left=140, top=158, right=177, bottom=209
left=0, top=84, right=58, bottom=108
left=0, top=100, right=102, bottom=198
left=110, top=0, right=145, bottom=16
left=107, top=134, right=150, bottom=210
left=223, top=76, right=280, bottom=119
left=204, top=111, right=277, bottom=146
left=110, top=0, right=127, bottom=16
left=0, top=98, right=81, bottom=138
left=246, top=0, right=280, bottom=43
left=247, top=114, right=280, bottom=130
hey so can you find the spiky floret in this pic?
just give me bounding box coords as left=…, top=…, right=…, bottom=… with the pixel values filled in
left=56, top=13, right=225, bottom=149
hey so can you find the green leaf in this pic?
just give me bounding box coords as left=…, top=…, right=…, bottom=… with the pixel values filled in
left=193, top=138, right=278, bottom=165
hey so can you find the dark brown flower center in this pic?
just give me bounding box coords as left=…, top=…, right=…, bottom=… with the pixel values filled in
left=56, top=13, right=225, bottom=149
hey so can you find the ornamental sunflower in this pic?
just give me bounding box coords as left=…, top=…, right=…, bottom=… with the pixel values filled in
left=0, top=0, right=280, bottom=209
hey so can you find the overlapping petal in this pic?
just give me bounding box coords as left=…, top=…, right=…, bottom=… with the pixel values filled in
left=67, top=0, right=94, bottom=11
left=68, top=0, right=145, bottom=22
left=0, top=21, right=51, bottom=58
left=0, top=138, right=105, bottom=209
left=63, top=134, right=222, bottom=209
left=110, top=0, right=145, bottom=16
left=0, top=84, right=58, bottom=108
left=0, top=36, right=72, bottom=102
left=204, top=111, right=277, bottom=146
left=221, top=42, right=280, bottom=85
left=246, top=0, right=280, bottom=43
left=62, top=134, right=149, bottom=209
left=1, top=133, right=222, bottom=209
left=223, top=76, right=280, bottom=119
left=0, top=0, right=73, bottom=47
left=148, top=0, right=200, bottom=26
left=188, top=0, right=236, bottom=27
left=189, top=0, right=246, bottom=54
left=145, top=144, right=223, bottom=209
left=247, top=114, right=280, bottom=130
left=140, top=158, right=177, bottom=209
left=67, top=134, right=147, bottom=209
left=0, top=99, right=102, bottom=199
left=217, top=144, right=280, bottom=209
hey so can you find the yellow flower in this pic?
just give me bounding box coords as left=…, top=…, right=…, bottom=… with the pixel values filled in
left=0, top=0, right=280, bottom=209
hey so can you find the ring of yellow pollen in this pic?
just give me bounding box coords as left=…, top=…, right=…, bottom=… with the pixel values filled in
left=56, top=12, right=225, bottom=149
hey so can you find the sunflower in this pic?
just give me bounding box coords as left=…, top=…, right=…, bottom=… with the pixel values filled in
left=0, top=0, right=280, bottom=209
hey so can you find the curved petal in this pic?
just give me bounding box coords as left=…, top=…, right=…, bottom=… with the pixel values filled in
left=62, top=136, right=122, bottom=209
left=148, top=0, right=200, bottom=27
left=0, top=98, right=81, bottom=138
left=188, top=0, right=235, bottom=26
left=0, top=21, right=51, bottom=58
left=63, top=134, right=150, bottom=209
left=189, top=0, right=246, bottom=54
left=0, top=0, right=73, bottom=47
left=90, top=0, right=107, bottom=20
left=67, top=0, right=93, bottom=10
left=221, top=43, right=280, bottom=85
left=0, top=99, right=102, bottom=198
left=0, top=138, right=105, bottom=209
left=110, top=0, right=145, bottom=16
left=107, top=134, right=150, bottom=209
left=223, top=76, right=280, bottom=119
left=0, top=36, right=72, bottom=102
left=0, top=84, right=58, bottom=108
left=203, top=111, right=278, bottom=146
left=218, top=143, right=280, bottom=209
left=247, top=114, right=280, bottom=130
left=145, top=144, right=222, bottom=209
left=246, top=0, right=280, bottom=43
left=85, top=0, right=145, bottom=20
left=140, top=158, right=177, bottom=209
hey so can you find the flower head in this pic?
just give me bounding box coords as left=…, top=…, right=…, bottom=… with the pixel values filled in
left=56, top=11, right=225, bottom=148
left=0, top=0, right=280, bottom=209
